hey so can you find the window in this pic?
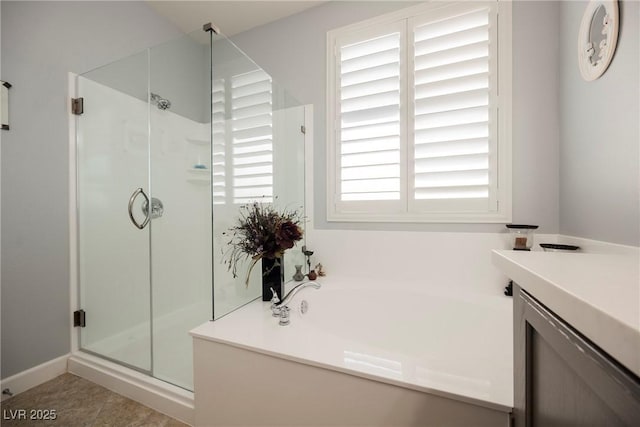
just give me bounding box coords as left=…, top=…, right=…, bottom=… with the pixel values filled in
left=231, top=69, right=274, bottom=204
left=212, top=69, right=274, bottom=205
left=327, top=1, right=511, bottom=222
left=212, top=78, right=226, bottom=205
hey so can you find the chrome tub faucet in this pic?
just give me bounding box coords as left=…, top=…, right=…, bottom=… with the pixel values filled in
left=270, top=281, right=321, bottom=325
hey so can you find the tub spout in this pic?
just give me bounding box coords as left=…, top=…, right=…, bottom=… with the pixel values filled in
left=277, top=281, right=321, bottom=308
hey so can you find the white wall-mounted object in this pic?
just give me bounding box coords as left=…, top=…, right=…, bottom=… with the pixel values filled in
left=1, top=81, right=10, bottom=130
left=578, top=0, right=619, bottom=81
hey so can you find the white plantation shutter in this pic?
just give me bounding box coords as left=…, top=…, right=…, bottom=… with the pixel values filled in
left=410, top=5, right=496, bottom=212
left=338, top=26, right=405, bottom=205
left=212, top=78, right=226, bottom=205
left=231, top=69, right=274, bottom=204
left=327, top=1, right=510, bottom=222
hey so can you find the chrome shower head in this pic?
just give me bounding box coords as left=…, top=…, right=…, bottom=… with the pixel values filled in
left=150, top=93, right=171, bottom=110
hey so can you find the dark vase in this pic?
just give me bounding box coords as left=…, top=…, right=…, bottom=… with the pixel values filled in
left=262, top=256, right=284, bottom=301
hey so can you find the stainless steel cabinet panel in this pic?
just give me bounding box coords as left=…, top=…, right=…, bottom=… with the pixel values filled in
left=514, top=285, right=640, bottom=427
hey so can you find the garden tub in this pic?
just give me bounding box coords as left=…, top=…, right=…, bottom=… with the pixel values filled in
left=191, top=276, right=513, bottom=426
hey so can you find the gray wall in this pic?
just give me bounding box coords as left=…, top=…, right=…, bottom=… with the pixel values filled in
left=0, top=0, right=3, bottom=378
left=231, top=0, right=562, bottom=233
left=1, top=1, right=183, bottom=379
left=559, top=0, right=640, bottom=246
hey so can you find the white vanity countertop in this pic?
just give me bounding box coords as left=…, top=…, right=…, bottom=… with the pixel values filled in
left=492, top=250, right=640, bottom=377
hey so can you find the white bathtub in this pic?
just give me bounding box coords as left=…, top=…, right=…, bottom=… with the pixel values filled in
left=191, top=277, right=513, bottom=426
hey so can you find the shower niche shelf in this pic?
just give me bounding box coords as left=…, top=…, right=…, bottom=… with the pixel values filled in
left=186, top=168, right=211, bottom=184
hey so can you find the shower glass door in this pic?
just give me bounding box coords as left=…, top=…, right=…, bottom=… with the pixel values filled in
left=76, top=50, right=152, bottom=372
left=77, top=28, right=213, bottom=390
left=76, top=24, right=305, bottom=392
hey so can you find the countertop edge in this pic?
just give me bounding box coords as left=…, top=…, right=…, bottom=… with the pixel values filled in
left=491, top=250, right=640, bottom=378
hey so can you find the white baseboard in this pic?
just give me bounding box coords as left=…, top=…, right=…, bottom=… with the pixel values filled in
left=67, top=352, right=194, bottom=426
left=0, top=354, right=70, bottom=401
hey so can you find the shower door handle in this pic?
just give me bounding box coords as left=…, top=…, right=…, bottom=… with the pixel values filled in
left=128, top=187, right=150, bottom=230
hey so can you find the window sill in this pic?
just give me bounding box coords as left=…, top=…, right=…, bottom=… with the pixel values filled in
left=327, top=211, right=512, bottom=224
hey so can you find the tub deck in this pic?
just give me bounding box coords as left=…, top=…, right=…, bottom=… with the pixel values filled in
left=191, top=276, right=513, bottom=415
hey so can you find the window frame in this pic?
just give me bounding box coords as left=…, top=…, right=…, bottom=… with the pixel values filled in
left=326, top=1, right=512, bottom=223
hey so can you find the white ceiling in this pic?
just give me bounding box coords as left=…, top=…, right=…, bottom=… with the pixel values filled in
left=147, top=1, right=328, bottom=36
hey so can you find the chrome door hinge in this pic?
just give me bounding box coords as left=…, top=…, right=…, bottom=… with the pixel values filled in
left=71, top=97, right=84, bottom=115
left=73, top=309, right=86, bottom=327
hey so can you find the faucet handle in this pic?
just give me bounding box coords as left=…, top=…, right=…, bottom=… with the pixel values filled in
left=278, top=305, right=291, bottom=326
left=270, top=287, right=280, bottom=304
left=270, top=288, right=281, bottom=317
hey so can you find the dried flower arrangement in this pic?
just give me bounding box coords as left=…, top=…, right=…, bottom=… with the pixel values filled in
left=223, top=201, right=303, bottom=286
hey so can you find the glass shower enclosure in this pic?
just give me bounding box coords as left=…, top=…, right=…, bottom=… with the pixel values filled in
left=75, top=27, right=306, bottom=391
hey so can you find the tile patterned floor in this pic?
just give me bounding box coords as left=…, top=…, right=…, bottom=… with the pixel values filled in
left=0, top=374, right=189, bottom=426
